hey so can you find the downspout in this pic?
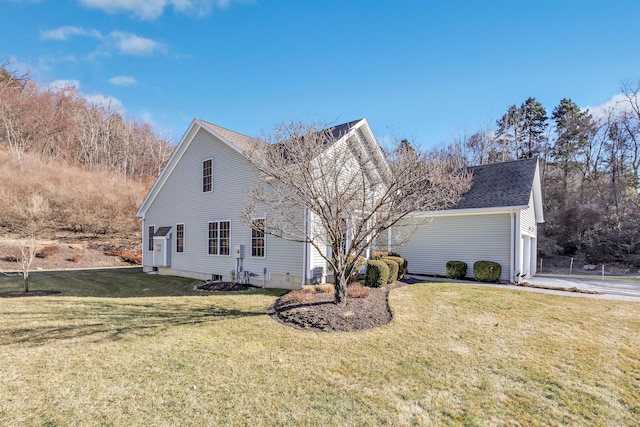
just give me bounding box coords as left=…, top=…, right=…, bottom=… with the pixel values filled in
left=510, top=209, right=515, bottom=283
left=302, top=208, right=309, bottom=287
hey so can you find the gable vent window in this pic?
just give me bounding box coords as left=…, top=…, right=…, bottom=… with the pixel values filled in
left=203, top=159, right=213, bottom=192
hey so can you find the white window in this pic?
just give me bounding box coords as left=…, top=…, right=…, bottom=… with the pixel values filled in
left=148, top=225, right=155, bottom=251
left=176, top=223, right=185, bottom=253
left=208, top=220, right=230, bottom=255
left=251, top=218, right=265, bottom=257
left=203, top=159, right=213, bottom=192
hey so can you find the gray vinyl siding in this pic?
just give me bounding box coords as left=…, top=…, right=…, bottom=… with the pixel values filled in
left=142, top=128, right=303, bottom=280
left=396, top=213, right=511, bottom=281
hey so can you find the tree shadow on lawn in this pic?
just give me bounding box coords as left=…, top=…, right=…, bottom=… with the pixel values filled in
left=0, top=299, right=269, bottom=346
left=0, top=267, right=286, bottom=299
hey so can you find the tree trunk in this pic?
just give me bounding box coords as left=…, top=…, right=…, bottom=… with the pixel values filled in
left=334, top=275, right=347, bottom=306
left=23, top=276, right=29, bottom=293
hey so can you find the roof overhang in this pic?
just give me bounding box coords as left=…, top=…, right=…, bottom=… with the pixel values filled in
left=410, top=205, right=529, bottom=218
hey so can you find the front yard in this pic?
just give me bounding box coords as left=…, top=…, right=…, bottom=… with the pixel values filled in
left=0, top=269, right=638, bottom=426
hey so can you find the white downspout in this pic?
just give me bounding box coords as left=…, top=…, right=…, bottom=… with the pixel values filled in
left=510, top=209, right=515, bottom=283
left=302, top=208, right=309, bottom=287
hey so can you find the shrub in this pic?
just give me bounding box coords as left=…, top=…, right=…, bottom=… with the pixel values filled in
left=473, top=260, right=502, bottom=282
left=36, top=245, right=60, bottom=259
left=364, top=260, right=389, bottom=288
left=301, top=285, right=317, bottom=294
left=385, top=256, right=407, bottom=279
left=446, top=260, right=468, bottom=279
left=315, top=283, right=335, bottom=294
left=370, top=251, right=389, bottom=260
left=347, top=282, right=369, bottom=299
left=105, top=249, right=142, bottom=265
left=284, top=289, right=314, bottom=304
left=380, top=258, right=399, bottom=283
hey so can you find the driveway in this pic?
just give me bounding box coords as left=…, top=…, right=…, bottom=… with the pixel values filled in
left=406, top=273, right=640, bottom=302
left=529, top=273, right=640, bottom=300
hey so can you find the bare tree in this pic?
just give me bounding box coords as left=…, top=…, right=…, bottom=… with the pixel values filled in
left=14, top=194, right=48, bottom=292
left=242, top=121, right=471, bottom=305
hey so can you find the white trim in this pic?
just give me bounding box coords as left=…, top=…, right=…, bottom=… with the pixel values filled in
left=136, top=119, right=249, bottom=218
left=413, top=205, right=529, bottom=219
left=207, top=219, right=232, bottom=257
left=250, top=217, right=266, bottom=258
left=176, top=222, right=185, bottom=254
left=148, top=224, right=155, bottom=252
left=202, top=158, right=213, bottom=193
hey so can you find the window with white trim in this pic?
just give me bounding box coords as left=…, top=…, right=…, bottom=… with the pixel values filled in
left=208, top=220, right=230, bottom=255
left=251, top=218, right=265, bottom=257
left=203, top=159, right=212, bottom=192
left=176, top=223, right=185, bottom=253
left=148, top=225, right=155, bottom=251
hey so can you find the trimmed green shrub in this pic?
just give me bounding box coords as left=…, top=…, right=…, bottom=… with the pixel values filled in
left=370, top=251, right=389, bottom=260
left=446, top=260, right=467, bottom=280
left=385, top=256, right=407, bottom=279
left=473, top=260, right=502, bottom=282
left=380, top=258, right=399, bottom=283
left=365, top=260, right=389, bottom=288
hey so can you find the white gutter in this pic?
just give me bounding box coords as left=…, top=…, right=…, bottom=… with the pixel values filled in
left=411, top=205, right=529, bottom=218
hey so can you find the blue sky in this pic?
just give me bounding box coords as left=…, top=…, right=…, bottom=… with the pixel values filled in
left=2, top=0, right=640, bottom=148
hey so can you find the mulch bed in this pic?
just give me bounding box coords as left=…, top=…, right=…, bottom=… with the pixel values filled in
left=195, top=281, right=257, bottom=292
left=269, top=282, right=406, bottom=332
left=0, top=290, right=60, bottom=298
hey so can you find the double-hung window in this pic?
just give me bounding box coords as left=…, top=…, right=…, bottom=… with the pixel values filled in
left=203, top=159, right=212, bottom=192
left=176, top=223, right=185, bottom=253
left=208, top=221, right=230, bottom=255
left=251, top=218, right=265, bottom=257
left=148, top=225, right=155, bottom=251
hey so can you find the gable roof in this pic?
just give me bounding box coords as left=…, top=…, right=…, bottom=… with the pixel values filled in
left=198, top=120, right=265, bottom=153
left=136, top=117, right=380, bottom=218
left=456, top=158, right=538, bottom=209
left=327, top=119, right=363, bottom=140
left=435, top=157, right=544, bottom=223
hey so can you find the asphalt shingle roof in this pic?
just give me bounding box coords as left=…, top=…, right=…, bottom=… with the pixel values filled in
left=198, top=120, right=265, bottom=153
left=455, top=158, right=538, bottom=210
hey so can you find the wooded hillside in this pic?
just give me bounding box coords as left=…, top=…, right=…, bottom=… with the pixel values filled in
left=0, top=65, right=173, bottom=252
left=448, top=86, right=640, bottom=268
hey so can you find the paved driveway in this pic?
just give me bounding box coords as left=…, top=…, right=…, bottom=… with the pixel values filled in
left=529, top=273, right=640, bottom=300
left=406, top=273, right=640, bottom=302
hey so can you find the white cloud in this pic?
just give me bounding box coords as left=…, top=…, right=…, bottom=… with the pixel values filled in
left=108, top=75, right=137, bottom=86
left=109, top=31, right=165, bottom=56
left=40, top=25, right=102, bottom=41
left=584, top=93, right=639, bottom=121
left=77, top=0, right=240, bottom=20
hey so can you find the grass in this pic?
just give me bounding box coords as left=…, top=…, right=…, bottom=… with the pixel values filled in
left=0, top=269, right=639, bottom=426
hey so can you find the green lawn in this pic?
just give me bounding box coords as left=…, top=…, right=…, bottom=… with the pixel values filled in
left=1, top=269, right=638, bottom=426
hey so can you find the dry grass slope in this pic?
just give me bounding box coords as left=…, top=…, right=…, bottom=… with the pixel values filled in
left=0, top=148, right=150, bottom=251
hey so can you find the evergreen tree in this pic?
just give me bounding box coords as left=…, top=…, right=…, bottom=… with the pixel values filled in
left=519, top=97, right=548, bottom=158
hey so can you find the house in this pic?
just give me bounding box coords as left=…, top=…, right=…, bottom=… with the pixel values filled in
left=136, top=118, right=382, bottom=289
left=137, top=118, right=544, bottom=288
left=391, top=158, right=544, bottom=282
